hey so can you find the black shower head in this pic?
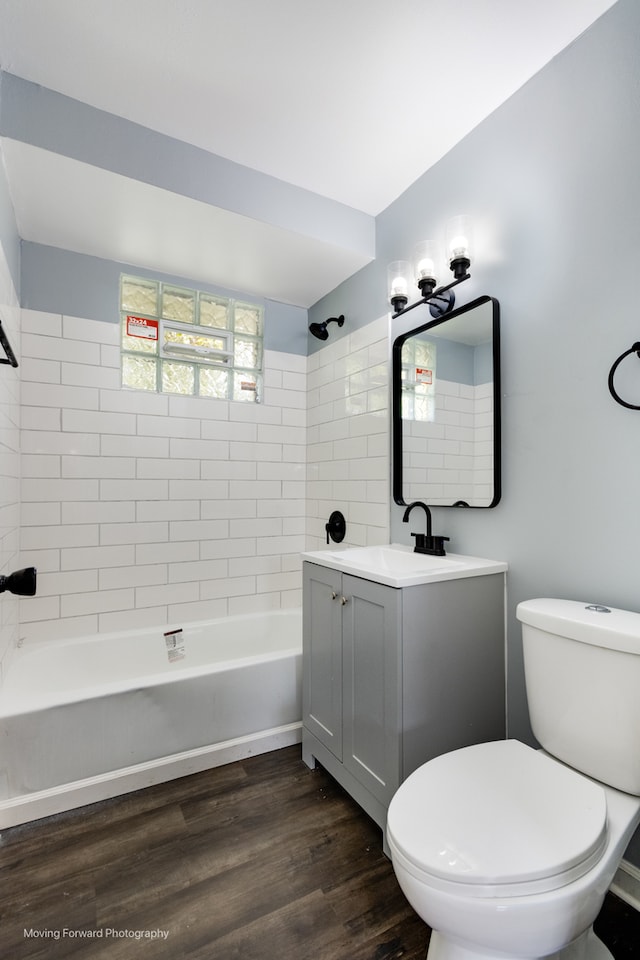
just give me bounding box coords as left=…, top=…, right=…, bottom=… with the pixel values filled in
left=309, top=321, right=329, bottom=340
left=308, top=314, right=345, bottom=341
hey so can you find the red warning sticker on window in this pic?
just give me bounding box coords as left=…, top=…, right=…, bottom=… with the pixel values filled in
left=126, top=315, right=159, bottom=340
left=416, top=367, right=433, bottom=384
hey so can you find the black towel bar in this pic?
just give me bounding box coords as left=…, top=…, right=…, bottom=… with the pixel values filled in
left=608, top=342, right=640, bottom=410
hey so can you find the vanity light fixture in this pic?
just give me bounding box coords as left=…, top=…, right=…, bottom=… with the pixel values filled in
left=388, top=216, right=473, bottom=319
left=308, top=314, right=345, bottom=341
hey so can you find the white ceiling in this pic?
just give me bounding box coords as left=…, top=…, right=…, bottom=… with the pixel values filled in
left=0, top=0, right=618, bottom=307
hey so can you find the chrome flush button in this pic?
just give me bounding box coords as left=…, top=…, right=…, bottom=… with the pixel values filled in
left=585, top=604, right=611, bottom=613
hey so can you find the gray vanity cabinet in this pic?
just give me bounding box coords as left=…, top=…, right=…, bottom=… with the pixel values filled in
left=302, top=560, right=505, bottom=841
left=303, top=562, right=402, bottom=807
left=303, top=563, right=344, bottom=760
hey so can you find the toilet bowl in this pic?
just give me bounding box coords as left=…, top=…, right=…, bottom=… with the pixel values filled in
left=387, top=739, right=640, bottom=960
left=386, top=599, right=640, bottom=960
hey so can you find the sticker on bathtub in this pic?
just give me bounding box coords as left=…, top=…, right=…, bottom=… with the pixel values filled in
left=164, top=628, right=185, bottom=662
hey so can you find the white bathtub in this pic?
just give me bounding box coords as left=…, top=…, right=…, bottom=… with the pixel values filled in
left=0, top=609, right=302, bottom=829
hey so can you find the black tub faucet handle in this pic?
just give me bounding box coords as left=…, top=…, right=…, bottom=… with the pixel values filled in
left=325, top=511, right=346, bottom=544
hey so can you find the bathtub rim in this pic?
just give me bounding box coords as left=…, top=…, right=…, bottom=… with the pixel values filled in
left=14, top=606, right=301, bottom=655
left=1, top=607, right=302, bottom=718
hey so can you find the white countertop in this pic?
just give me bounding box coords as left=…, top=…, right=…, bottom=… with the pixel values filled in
left=302, top=543, right=507, bottom=588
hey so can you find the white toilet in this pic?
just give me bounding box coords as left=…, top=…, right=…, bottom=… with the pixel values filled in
left=386, top=598, right=640, bottom=960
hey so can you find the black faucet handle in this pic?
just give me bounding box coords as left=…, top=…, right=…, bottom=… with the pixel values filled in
left=410, top=533, right=449, bottom=556
left=325, top=510, right=346, bottom=545
left=429, top=535, right=450, bottom=556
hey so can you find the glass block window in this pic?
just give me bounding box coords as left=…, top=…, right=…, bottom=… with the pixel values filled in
left=120, top=276, right=263, bottom=402
left=401, top=336, right=437, bottom=422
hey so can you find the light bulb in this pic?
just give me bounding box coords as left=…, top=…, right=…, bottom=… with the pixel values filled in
left=446, top=215, right=473, bottom=270
left=449, top=234, right=469, bottom=260
left=387, top=261, right=412, bottom=307
left=416, top=257, right=435, bottom=279
left=391, top=276, right=408, bottom=297
left=413, top=241, right=439, bottom=288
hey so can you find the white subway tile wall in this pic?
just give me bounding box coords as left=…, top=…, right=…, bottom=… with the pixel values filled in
left=18, top=311, right=308, bottom=642
left=0, top=250, right=20, bottom=683
left=306, top=315, right=391, bottom=550
left=16, top=309, right=392, bottom=645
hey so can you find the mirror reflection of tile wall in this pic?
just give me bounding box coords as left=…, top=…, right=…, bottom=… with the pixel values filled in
left=404, top=377, right=493, bottom=506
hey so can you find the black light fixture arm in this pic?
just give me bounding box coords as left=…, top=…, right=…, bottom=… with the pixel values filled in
left=391, top=271, right=470, bottom=320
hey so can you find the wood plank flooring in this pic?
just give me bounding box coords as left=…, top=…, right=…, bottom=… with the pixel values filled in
left=0, top=745, right=638, bottom=959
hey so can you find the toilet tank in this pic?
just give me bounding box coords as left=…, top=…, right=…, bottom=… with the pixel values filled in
left=517, top=599, right=640, bottom=795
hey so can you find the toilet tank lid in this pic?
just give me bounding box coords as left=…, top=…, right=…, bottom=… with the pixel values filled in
left=517, top=598, right=640, bottom=655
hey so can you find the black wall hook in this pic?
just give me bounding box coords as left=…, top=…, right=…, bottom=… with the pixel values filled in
left=608, top=342, right=640, bottom=410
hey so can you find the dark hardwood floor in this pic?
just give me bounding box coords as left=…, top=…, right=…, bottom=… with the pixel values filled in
left=0, top=745, right=638, bottom=959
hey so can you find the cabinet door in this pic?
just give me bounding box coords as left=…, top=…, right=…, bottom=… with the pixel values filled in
left=303, top=563, right=343, bottom=760
left=342, top=575, right=401, bottom=806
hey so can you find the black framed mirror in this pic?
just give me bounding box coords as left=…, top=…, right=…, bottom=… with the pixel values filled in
left=392, top=295, right=501, bottom=507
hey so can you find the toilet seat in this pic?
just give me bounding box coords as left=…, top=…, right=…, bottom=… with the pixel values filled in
left=387, top=740, right=608, bottom=898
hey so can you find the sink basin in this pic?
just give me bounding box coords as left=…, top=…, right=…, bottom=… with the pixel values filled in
left=326, top=544, right=464, bottom=574
left=302, top=543, right=507, bottom=588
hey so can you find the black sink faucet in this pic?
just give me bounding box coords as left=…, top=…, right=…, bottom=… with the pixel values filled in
left=402, top=501, right=450, bottom=557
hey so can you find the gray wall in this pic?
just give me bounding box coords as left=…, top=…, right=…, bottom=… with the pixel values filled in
left=21, top=242, right=309, bottom=355
left=0, top=76, right=20, bottom=296
left=310, top=0, right=640, bottom=863
left=410, top=335, right=491, bottom=387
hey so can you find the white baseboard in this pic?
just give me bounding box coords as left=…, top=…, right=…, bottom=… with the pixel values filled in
left=610, top=858, right=640, bottom=912
left=0, top=722, right=302, bottom=831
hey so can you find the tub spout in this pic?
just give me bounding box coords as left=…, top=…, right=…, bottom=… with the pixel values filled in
left=0, top=567, right=37, bottom=596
